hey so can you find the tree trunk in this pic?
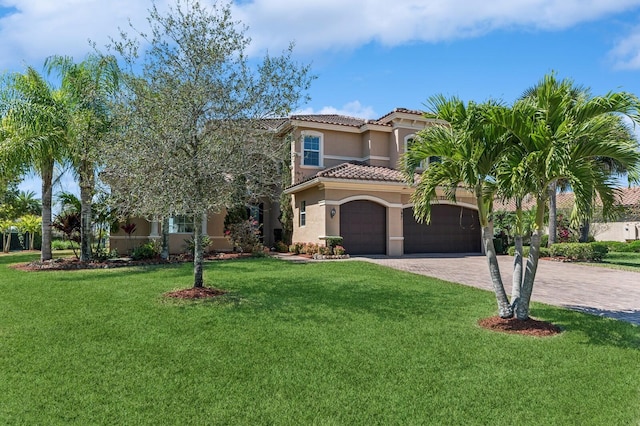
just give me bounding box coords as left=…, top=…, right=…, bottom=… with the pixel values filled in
left=514, top=200, right=546, bottom=320
left=483, top=226, right=513, bottom=318
left=511, top=235, right=523, bottom=311
left=79, top=160, right=94, bottom=262
left=41, top=162, right=53, bottom=261
left=161, top=217, right=169, bottom=260
left=547, top=181, right=557, bottom=246
left=29, top=232, right=35, bottom=250
left=579, top=220, right=590, bottom=243
left=510, top=203, right=524, bottom=311
left=193, top=214, right=204, bottom=288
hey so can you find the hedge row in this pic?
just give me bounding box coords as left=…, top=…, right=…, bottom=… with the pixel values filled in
left=507, top=242, right=608, bottom=262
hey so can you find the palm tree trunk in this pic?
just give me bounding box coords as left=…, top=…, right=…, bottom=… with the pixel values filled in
left=483, top=225, right=513, bottom=318
left=511, top=203, right=524, bottom=311
left=515, top=199, right=546, bottom=320
left=41, top=162, right=53, bottom=261
left=579, top=221, right=590, bottom=243
left=193, top=214, right=204, bottom=288
left=547, top=181, right=557, bottom=246
left=79, top=160, right=94, bottom=262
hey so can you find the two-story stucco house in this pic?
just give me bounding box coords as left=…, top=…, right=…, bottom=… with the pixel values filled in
left=109, top=108, right=482, bottom=256
left=282, top=108, right=481, bottom=256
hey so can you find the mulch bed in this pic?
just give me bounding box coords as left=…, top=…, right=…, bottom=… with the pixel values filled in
left=10, top=252, right=252, bottom=272
left=478, top=316, right=562, bottom=337
left=164, top=286, right=227, bottom=299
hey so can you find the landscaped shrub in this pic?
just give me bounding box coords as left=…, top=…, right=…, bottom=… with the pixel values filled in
left=589, top=242, right=609, bottom=261
left=318, top=245, right=332, bottom=255
left=225, top=219, right=262, bottom=253
left=131, top=241, right=159, bottom=260
left=628, top=240, right=640, bottom=253
left=541, top=234, right=549, bottom=248
left=549, top=243, right=595, bottom=261
left=301, top=243, right=319, bottom=255
left=334, top=245, right=346, bottom=255
left=274, top=241, right=289, bottom=253
left=323, top=236, right=343, bottom=253
left=600, top=241, right=629, bottom=252
left=183, top=235, right=212, bottom=254
left=506, top=246, right=550, bottom=258
left=51, top=239, right=78, bottom=250
left=289, top=243, right=300, bottom=254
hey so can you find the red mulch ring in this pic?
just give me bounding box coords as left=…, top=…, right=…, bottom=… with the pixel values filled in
left=478, top=316, right=562, bottom=337
left=164, top=287, right=227, bottom=299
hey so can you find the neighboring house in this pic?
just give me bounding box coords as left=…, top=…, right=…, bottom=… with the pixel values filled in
left=110, top=108, right=483, bottom=256
left=494, top=188, right=640, bottom=242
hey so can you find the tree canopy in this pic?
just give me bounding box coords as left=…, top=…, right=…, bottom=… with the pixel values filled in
left=102, top=0, right=313, bottom=287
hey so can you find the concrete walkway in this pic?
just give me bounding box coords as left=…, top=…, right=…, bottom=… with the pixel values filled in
left=354, top=254, right=640, bottom=326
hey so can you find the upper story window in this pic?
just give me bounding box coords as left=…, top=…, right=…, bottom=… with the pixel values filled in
left=404, top=135, right=440, bottom=170
left=302, top=131, right=323, bottom=167
left=168, top=215, right=195, bottom=233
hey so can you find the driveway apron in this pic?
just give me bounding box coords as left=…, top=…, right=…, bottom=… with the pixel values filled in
left=357, top=254, right=640, bottom=326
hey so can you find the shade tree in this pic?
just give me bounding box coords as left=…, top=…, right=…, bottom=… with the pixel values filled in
left=102, top=0, right=312, bottom=287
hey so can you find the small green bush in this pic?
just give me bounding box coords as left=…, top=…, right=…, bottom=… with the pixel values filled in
left=274, top=241, right=289, bottom=253
left=506, top=246, right=549, bottom=258
left=334, top=245, right=346, bottom=255
left=628, top=240, right=640, bottom=253
left=289, top=242, right=303, bottom=254
left=51, top=239, right=78, bottom=250
left=540, top=234, right=549, bottom=248
left=600, top=241, right=629, bottom=252
left=131, top=242, right=159, bottom=260
left=549, top=243, right=594, bottom=261
left=589, top=242, right=609, bottom=261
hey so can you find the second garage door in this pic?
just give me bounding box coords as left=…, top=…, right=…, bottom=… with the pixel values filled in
left=340, top=200, right=386, bottom=255
left=403, top=205, right=481, bottom=253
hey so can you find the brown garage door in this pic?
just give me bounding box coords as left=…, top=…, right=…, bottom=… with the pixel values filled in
left=340, top=200, right=386, bottom=255
left=403, top=205, right=481, bottom=253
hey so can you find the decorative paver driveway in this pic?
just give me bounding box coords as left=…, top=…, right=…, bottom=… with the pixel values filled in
left=357, top=254, right=640, bottom=326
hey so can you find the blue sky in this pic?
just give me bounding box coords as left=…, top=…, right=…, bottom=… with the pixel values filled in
left=3, top=0, right=640, bottom=197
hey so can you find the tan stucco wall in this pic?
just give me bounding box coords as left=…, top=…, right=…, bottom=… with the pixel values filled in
left=292, top=189, right=327, bottom=243
left=592, top=221, right=640, bottom=242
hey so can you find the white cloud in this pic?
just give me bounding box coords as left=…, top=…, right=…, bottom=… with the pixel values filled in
left=1, top=0, right=640, bottom=70
left=609, top=26, right=640, bottom=69
left=0, top=0, right=170, bottom=70
left=232, top=0, right=640, bottom=54
left=295, top=101, right=377, bottom=119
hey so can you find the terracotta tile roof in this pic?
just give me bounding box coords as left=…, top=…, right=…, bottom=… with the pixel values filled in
left=375, top=107, right=425, bottom=122
left=494, top=187, right=640, bottom=211
left=316, top=162, right=410, bottom=182
left=289, top=108, right=427, bottom=128
left=289, top=114, right=368, bottom=127
left=286, top=162, right=419, bottom=191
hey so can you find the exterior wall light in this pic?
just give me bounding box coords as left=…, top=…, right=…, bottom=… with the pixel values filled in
left=330, top=208, right=336, bottom=218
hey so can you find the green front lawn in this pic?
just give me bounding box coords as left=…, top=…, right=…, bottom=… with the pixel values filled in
left=601, top=251, right=640, bottom=271
left=1, top=253, right=639, bottom=425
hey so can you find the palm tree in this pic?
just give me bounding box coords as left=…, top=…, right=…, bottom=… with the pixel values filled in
left=45, top=54, right=120, bottom=262
left=14, top=190, right=42, bottom=216
left=403, top=95, right=514, bottom=318
left=0, top=67, right=70, bottom=261
left=490, top=73, right=640, bottom=319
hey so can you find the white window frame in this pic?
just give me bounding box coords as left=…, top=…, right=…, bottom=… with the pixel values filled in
left=299, top=201, right=306, bottom=227
left=404, top=134, right=440, bottom=170
left=168, top=215, right=195, bottom=233
left=301, top=131, right=323, bottom=168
